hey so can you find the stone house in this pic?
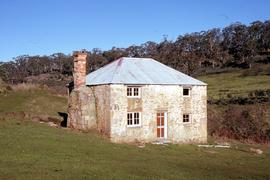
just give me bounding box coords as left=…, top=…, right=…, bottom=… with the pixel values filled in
left=68, top=50, right=207, bottom=143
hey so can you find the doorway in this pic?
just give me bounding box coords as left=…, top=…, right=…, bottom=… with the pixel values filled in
left=157, top=111, right=167, bottom=139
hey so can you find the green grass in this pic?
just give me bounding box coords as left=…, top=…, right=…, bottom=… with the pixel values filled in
left=0, top=119, right=269, bottom=180
left=0, top=90, right=67, bottom=118
left=197, top=71, right=270, bottom=99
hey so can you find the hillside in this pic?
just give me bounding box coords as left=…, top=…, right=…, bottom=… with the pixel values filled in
left=197, top=70, right=270, bottom=142
left=0, top=86, right=68, bottom=129
left=0, top=70, right=269, bottom=179
left=197, top=70, right=270, bottom=100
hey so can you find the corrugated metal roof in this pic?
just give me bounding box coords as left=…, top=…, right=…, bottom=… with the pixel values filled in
left=86, top=57, right=206, bottom=86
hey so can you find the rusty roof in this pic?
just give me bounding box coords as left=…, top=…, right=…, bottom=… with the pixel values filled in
left=86, top=57, right=206, bottom=86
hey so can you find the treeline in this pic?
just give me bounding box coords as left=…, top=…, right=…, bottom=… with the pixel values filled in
left=1, top=20, right=270, bottom=83
left=0, top=53, right=73, bottom=83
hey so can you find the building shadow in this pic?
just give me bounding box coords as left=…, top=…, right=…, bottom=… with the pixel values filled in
left=58, top=112, right=68, bottom=127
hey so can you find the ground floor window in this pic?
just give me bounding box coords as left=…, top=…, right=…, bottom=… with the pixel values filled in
left=183, top=114, right=190, bottom=123
left=127, top=112, right=141, bottom=127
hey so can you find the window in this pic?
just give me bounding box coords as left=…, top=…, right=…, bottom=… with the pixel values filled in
left=127, top=113, right=133, bottom=125
left=183, top=88, right=190, bottom=96
left=183, top=114, right=190, bottom=123
left=127, top=112, right=141, bottom=127
left=127, top=87, right=141, bottom=98
left=133, top=87, right=139, bottom=96
left=127, top=87, right=132, bottom=96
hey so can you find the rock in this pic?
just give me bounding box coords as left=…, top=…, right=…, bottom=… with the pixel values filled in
left=48, top=122, right=58, bottom=127
left=198, top=144, right=214, bottom=148
left=250, top=148, right=263, bottom=155
left=198, top=144, right=230, bottom=148
left=214, top=145, right=230, bottom=148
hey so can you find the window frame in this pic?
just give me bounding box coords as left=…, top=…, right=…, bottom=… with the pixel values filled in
left=183, top=114, right=191, bottom=123
left=127, top=112, right=141, bottom=127
left=183, top=88, right=190, bottom=97
left=127, top=86, right=141, bottom=98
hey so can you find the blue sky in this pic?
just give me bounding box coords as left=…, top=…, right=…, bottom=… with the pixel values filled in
left=0, top=0, right=269, bottom=61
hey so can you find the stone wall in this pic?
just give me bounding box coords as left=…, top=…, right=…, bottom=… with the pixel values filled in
left=92, top=85, right=111, bottom=136
left=109, top=84, right=207, bottom=143
left=68, top=84, right=207, bottom=144
left=67, top=86, right=97, bottom=130
left=67, top=85, right=112, bottom=136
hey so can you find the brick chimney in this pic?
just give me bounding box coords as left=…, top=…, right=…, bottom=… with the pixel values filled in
left=73, top=50, right=88, bottom=89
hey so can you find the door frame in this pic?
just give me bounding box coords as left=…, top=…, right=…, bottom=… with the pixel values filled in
left=156, top=111, right=168, bottom=139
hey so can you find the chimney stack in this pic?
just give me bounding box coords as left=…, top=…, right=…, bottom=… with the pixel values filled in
left=73, top=50, right=88, bottom=89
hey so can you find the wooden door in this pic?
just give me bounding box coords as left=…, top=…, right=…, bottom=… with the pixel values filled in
left=157, top=112, right=167, bottom=138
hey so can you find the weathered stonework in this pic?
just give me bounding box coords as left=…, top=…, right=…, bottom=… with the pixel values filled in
left=92, top=85, right=111, bottom=136
left=73, top=51, right=88, bottom=89
left=67, top=86, right=97, bottom=130
left=68, top=55, right=207, bottom=144
left=109, top=85, right=207, bottom=143
left=68, top=84, right=207, bottom=144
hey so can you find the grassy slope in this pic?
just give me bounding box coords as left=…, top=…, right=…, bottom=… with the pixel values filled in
left=197, top=71, right=270, bottom=99
left=0, top=90, right=67, bottom=118
left=198, top=71, right=270, bottom=124
left=0, top=120, right=269, bottom=180
left=0, top=72, right=270, bottom=179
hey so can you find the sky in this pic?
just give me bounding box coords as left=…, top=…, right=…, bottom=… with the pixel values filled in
left=0, top=0, right=269, bottom=61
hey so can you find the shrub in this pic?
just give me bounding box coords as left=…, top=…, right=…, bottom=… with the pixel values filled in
left=241, top=67, right=262, bottom=77
left=240, top=63, right=270, bottom=77
left=209, top=105, right=270, bottom=143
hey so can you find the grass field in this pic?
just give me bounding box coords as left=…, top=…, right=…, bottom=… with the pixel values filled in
left=0, top=90, right=67, bottom=118
left=0, top=71, right=270, bottom=179
left=197, top=71, right=270, bottom=99
left=0, top=119, right=269, bottom=179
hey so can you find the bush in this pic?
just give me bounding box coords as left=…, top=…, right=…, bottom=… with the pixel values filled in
left=209, top=105, right=270, bottom=143
left=240, top=63, right=270, bottom=77
left=241, top=68, right=260, bottom=76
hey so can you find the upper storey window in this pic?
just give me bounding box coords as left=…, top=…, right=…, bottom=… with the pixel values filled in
left=127, top=87, right=141, bottom=98
left=183, top=88, right=190, bottom=97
